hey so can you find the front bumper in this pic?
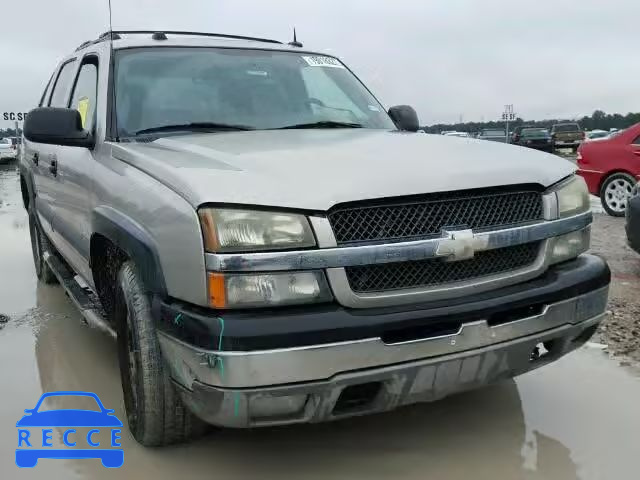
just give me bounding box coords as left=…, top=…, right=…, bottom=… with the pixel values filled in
left=157, top=255, right=609, bottom=427
left=626, top=194, right=640, bottom=254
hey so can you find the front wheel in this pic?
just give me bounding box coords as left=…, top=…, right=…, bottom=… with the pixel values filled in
left=28, top=207, right=58, bottom=284
left=115, top=261, right=207, bottom=446
left=600, top=173, right=635, bottom=217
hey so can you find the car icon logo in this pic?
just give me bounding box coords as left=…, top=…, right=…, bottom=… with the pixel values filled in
left=16, top=391, right=124, bottom=468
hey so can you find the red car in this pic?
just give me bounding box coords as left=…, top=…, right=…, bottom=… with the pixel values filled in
left=577, top=122, right=640, bottom=216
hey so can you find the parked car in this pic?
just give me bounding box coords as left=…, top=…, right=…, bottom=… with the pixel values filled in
left=515, top=128, right=553, bottom=152
left=585, top=129, right=610, bottom=141
left=21, top=30, right=609, bottom=446
left=0, top=138, right=17, bottom=163
left=551, top=123, right=584, bottom=152
left=443, top=131, right=470, bottom=138
left=511, top=125, right=532, bottom=143
left=627, top=182, right=640, bottom=254
left=577, top=122, right=640, bottom=216
left=477, top=128, right=507, bottom=142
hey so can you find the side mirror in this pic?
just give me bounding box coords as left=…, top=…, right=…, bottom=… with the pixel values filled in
left=24, top=107, right=93, bottom=148
left=388, top=105, right=420, bottom=132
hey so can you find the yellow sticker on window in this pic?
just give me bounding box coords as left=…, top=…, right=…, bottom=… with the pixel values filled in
left=77, top=97, right=90, bottom=128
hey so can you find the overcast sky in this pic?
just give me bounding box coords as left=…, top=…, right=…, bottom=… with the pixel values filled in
left=0, top=0, right=638, bottom=127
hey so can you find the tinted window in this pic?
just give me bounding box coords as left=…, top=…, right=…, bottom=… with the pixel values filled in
left=632, top=135, right=640, bottom=145
left=48, top=60, right=77, bottom=107
left=522, top=128, right=549, bottom=135
left=69, top=60, right=98, bottom=131
left=552, top=124, right=581, bottom=133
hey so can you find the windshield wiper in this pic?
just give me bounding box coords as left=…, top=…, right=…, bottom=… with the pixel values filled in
left=275, top=121, right=364, bottom=130
left=135, top=122, right=254, bottom=136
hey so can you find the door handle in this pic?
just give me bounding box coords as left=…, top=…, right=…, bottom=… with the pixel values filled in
left=49, top=158, right=58, bottom=176
left=32, top=152, right=39, bottom=165
left=633, top=151, right=640, bottom=156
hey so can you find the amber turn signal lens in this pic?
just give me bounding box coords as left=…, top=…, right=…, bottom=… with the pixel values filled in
left=199, top=210, right=220, bottom=252
left=208, top=272, right=227, bottom=308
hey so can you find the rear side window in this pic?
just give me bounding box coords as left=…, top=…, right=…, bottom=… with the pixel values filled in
left=48, top=60, right=77, bottom=107
left=632, top=135, right=640, bottom=145
left=69, top=59, right=98, bottom=131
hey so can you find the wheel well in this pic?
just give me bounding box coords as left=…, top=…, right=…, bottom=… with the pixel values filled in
left=90, top=234, right=128, bottom=320
left=20, top=176, right=30, bottom=210
left=598, top=170, right=636, bottom=194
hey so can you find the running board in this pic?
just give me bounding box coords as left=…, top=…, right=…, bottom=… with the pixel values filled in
left=43, top=252, right=117, bottom=339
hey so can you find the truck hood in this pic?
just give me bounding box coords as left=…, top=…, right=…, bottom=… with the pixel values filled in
left=112, top=130, right=575, bottom=211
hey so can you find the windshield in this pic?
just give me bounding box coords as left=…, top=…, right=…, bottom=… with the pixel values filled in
left=114, top=48, right=395, bottom=136
left=553, top=124, right=580, bottom=133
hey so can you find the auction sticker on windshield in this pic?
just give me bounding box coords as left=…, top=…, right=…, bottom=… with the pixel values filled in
left=303, top=56, right=345, bottom=68
left=15, top=391, right=124, bottom=469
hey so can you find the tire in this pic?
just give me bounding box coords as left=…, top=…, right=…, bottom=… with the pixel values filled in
left=600, top=172, right=636, bottom=217
left=28, top=207, right=58, bottom=284
left=115, top=261, right=207, bottom=446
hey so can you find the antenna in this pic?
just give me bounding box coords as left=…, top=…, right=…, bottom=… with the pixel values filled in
left=108, top=0, right=119, bottom=141
left=288, top=28, right=303, bottom=48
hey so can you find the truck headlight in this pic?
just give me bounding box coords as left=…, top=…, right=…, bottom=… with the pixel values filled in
left=549, top=227, right=590, bottom=265
left=199, top=208, right=316, bottom=252
left=207, top=271, right=332, bottom=308
left=554, top=176, right=590, bottom=218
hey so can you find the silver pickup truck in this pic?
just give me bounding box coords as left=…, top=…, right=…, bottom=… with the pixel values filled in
left=20, top=31, right=610, bottom=446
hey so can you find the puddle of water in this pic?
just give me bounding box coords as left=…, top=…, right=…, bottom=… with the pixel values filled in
left=0, top=164, right=37, bottom=314
left=1, top=161, right=639, bottom=480
left=1, top=293, right=639, bottom=480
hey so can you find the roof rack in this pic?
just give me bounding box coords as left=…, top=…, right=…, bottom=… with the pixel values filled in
left=75, top=40, right=93, bottom=51
left=98, top=30, right=282, bottom=45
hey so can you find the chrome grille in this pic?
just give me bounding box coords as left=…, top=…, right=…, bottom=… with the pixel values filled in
left=345, top=242, right=541, bottom=293
left=328, top=188, right=543, bottom=245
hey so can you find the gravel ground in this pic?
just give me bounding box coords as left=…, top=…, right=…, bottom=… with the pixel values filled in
left=590, top=212, right=640, bottom=363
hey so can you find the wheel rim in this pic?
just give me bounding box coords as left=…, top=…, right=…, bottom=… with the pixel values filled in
left=29, top=217, right=42, bottom=276
left=604, top=178, right=633, bottom=212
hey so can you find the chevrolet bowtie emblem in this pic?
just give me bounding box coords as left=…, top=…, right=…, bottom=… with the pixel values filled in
left=435, top=229, right=489, bottom=262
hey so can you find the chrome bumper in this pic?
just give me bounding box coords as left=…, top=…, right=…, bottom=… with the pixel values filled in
left=159, top=286, right=608, bottom=393
left=171, top=309, right=605, bottom=428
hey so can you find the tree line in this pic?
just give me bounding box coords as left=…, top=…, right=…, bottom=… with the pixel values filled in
left=423, top=110, right=640, bottom=134
left=0, top=127, right=21, bottom=138
left=3, top=109, right=639, bottom=137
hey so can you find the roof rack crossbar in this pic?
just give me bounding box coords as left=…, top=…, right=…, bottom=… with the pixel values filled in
left=99, top=30, right=282, bottom=45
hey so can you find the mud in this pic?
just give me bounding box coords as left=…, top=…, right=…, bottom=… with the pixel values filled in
left=1, top=162, right=640, bottom=480
left=590, top=213, right=640, bottom=362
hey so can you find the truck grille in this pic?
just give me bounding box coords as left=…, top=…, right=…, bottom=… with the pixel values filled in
left=345, top=242, right=542, bottom=293
left=328, top=188, right=543, bottom=245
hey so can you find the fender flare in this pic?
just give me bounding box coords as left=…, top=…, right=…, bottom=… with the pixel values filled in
left=19, top=164, right=35, bottom=209
left=91, top=206, right=167, bottom=296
